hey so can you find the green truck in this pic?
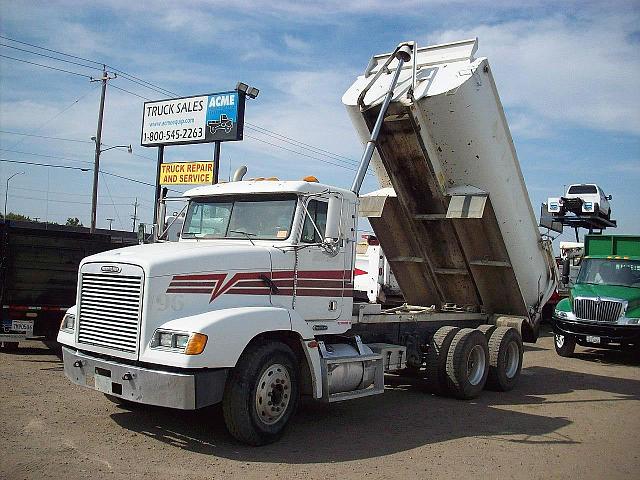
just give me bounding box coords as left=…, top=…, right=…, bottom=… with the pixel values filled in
left=553, top=235, right=640, bottom=356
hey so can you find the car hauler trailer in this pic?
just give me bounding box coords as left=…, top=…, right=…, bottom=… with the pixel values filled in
left=58, top=38, right=556, bottom=445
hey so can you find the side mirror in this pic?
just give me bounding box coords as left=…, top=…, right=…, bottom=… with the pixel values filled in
left=607, top=194, right=612, bottom=200
left=561, top=258, right=570, bottom=285
left=324, top=195, right=342, bottom=243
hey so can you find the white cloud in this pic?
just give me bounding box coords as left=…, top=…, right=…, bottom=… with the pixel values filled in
left=283, top=34, right=310, bottom=52
left=429, top=13, right=640, bottom=135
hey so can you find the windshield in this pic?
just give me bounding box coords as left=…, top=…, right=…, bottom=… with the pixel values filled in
left=181, top=194, right=297, bottom=240
left=576, top=258, right=640, bottom=288
left=568, top=185, right=597, bottom=194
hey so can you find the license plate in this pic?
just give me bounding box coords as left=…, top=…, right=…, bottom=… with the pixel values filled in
left=586, top=335, right=601, bottom=344
left=11, top=320, right=34, bottom=334
left=94, top=374, right=112, bottom=394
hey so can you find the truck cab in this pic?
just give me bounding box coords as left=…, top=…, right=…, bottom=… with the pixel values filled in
left=553, top=235, right=640, bottom=356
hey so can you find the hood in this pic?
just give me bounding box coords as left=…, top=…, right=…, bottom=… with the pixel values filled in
left=81, top=241, right=272, bottom=278
left=572, top=283, right=640, bottom=313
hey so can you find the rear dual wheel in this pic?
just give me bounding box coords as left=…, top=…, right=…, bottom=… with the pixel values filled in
left=445, top=329, right=489, bottom=399
left=486, top=327, right=523, bottom=391
left=426, top=325, right=524, bottom=398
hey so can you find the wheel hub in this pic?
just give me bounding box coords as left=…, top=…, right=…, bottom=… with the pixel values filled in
left=555, top=334, right=565, bottom=348
left=505, top=340, right=520, bottom=378
left=466, top=344, right=486, bottom=386
left=255, top=363, right=291, bottom=425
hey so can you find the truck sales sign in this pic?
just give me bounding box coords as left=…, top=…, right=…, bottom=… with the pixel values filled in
left=160, top=161, right=214, bottom=185
left=141, top=91, right=245, bottom=147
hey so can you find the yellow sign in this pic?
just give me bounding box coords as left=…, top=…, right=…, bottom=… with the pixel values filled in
left=160, top=161, right=214, bottom=185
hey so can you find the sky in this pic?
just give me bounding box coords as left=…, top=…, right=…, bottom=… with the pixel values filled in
left=0, top=0, right=638, bottom=246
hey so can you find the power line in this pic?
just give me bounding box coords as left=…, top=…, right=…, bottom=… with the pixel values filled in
left=0, top=130, right=160, bottom=163
left=0, top=42, right=101, bottom=71
left=0, top=130, right=94, bottom=144
left=0, top=34, right=103, bottom=67
left=6, top=192, right=134, bottom=206
left=0, top=158, right=182, bottom=193
left=245, top=123, right=359, bottom=167
left=244, top=133, right=360, bottom=172
left=100, top=172, right=125, bottom=230
left=5, top=86, right=98, bottom=151
left=0, top=53, right=91, bottom=78
left=0, top=158, right=90, bottom=171
left=110, top=83, right=151, bottom=101
left=0, top=148, right=93, bottom=165
left=5, top=184, right=150, bottom=200
left=1, top=35, right=373, bottom=180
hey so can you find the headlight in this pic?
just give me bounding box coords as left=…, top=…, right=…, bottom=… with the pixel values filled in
left=151, top=330, right=207, bottom=355
left=554, top=309, right=571, bottom=320
left=60, top=313, right=76, bottom=332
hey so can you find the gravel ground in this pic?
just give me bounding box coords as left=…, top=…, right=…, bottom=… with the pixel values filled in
left=1, top=327, right=639, bottom=480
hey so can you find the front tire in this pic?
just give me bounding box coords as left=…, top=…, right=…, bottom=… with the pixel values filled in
left=554, top=333, right=576, bottom=357
left=223, top=342, right=298, bottom=446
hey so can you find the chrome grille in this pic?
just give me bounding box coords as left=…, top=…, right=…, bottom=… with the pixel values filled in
left=77, top=272, right=142, bottom=353
left=573, top=298, right=623, bottom=322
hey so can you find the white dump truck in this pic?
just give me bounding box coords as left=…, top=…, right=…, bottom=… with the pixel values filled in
left=58, top=38, right=556, bottom=445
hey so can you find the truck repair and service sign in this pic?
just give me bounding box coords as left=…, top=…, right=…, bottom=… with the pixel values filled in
left=141, top=91, right=245, bottom=147
left=160, top=161, right=214, bottom=184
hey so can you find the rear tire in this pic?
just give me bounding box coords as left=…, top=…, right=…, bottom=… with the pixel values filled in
left=477, top=324, right=497, bottom=338
left=554, top=333, right=576, bottom=357
left=223, top=342, right=298, bottom=446
left=445, top=329, right=489, bottom=399
left=424, top=326, right=460, bottom=394
left=486, top=327, right=523, bottom=391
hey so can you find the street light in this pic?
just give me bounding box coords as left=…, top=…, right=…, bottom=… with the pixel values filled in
left=90, top=137, right=132, bottom=233
left=4, top=171, right=25, bottom=220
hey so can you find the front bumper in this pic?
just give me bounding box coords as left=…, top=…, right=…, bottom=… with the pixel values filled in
left=62, top=347, right=228, bottom=410
left=553, top=318, right=640, bottom=345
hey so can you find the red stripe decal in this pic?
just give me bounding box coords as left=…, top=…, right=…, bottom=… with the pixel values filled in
left=169, top=281, right=217, bottom=287
left=166, top=288, right=213, bottom=294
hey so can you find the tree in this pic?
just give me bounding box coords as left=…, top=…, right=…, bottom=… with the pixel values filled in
left=4, top=212, right=31, bottom=221
left=65, top=217, right=83, bottom=227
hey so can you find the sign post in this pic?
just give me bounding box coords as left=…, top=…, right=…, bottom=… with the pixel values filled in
left=141, top=90, right=247, bottom=227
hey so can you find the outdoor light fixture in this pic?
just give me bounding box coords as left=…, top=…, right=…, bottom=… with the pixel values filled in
left=236, top=81, right=260, bottom=99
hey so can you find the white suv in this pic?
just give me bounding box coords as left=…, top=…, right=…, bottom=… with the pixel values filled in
left=548, top=184, right=612, bottom=219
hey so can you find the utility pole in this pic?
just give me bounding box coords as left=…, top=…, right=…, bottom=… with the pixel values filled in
left=106, top=218, right=114, bottom=230
left=90, top=65, right=117, bottom=233
left=131, top=198, right=139, bottom=232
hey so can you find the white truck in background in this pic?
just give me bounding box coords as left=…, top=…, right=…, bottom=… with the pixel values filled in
left=354, top=234, right=402, bottom=305
left=58, top=38, right=556, bottom=445
left=548, top=184, right=612, bottom=219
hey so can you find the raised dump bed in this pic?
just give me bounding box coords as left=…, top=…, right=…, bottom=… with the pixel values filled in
left=343, top=39, right=557, bottom=335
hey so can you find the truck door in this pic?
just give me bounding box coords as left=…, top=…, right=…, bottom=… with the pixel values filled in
left=272, top=198, right=346, bottom=320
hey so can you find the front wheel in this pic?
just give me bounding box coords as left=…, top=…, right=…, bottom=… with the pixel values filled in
left=554, top=333, right=576, bottom=357
left=223, top=342, right=298, bottom=446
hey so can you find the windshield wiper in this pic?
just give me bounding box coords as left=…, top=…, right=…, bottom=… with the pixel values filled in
left=228, top=230, right=257, bottom=245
